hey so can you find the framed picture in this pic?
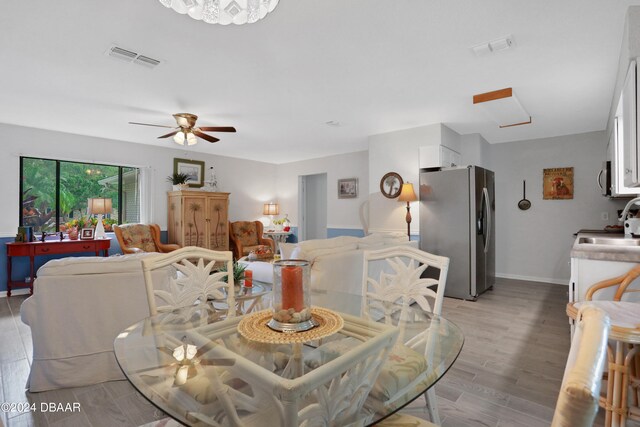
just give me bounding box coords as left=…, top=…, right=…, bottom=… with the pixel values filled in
left=80, top=228, right=95, bottom=240
left=543, top=167, right=574, bottom=200
left=338, top=178, right=359, bottom=199
left=174, top=158, right=205, bottom=188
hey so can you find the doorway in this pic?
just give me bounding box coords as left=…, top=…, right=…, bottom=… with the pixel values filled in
left=298, top=173, right=327, bottom=241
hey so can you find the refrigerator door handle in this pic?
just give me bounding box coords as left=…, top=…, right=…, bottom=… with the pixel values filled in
left=483, top=187, right=491, bottom=254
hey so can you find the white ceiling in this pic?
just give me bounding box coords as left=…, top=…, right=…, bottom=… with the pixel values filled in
left=1, top=0, right=639, bottom=164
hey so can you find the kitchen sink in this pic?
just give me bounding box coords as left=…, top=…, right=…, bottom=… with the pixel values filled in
left=578, top=237, right=640, bottom=246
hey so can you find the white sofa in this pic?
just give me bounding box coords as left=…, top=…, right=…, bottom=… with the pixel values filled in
left=20, top=253, right=171, bottom=392
left=245, top=233, right=418, bottom=295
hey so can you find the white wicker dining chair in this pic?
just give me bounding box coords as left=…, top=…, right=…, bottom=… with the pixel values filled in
left=141, top=246, right=235, bottom=316
left=136, top=314, right=398, bottom=427
left=375, top=305, right=610, bottom=427
left=361, top=245, right=450, bottom=425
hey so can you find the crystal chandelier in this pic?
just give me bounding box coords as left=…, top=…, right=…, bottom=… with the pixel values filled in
left=158, top=0, right=280, bottom=25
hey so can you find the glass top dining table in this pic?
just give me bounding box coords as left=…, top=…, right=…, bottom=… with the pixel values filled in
left=114, top=286, right=464, bottom=426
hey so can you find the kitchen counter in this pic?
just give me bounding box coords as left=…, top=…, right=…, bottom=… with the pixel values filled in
left=571, top=232, right=640, bottom=262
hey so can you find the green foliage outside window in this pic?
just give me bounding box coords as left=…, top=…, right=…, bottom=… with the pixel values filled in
left=21, top=157, right=139, bottom=233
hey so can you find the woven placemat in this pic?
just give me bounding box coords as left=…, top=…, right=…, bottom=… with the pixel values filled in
left=237, top=307, right=344, bottom=344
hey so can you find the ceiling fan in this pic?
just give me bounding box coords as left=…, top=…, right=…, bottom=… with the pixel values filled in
left=129, top=113, right=236, bottom=145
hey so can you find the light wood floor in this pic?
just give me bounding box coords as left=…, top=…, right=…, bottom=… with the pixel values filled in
left=0, top=278, right=620, bottom=426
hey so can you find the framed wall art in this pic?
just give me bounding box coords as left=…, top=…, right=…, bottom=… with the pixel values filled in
left=338, top=178, right=359, bottom=199
left=543, top=167, right=573, bottom=200
left=174, top=158, right=205, bottom=188
left=380, top=172, right=403, bottom=199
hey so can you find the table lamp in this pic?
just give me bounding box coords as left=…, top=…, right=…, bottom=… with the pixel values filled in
left=88, top=198, right=113, bottom=239
left=263, top=202, right=279, bottom=230
left=398, top=183, right=417, bottom=240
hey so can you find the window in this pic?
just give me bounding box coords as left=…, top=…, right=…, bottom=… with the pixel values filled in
left=20, top=157, right=140, bottom=233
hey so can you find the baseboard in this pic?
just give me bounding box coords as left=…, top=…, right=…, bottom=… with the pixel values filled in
left=496, top=273, right=569, bottom=286
left=0, top=288, right=31, bottom=298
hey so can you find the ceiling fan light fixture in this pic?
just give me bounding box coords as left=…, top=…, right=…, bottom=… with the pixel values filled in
left=186, top=132, right=198, bottom=145
left=159, top=0, right=279, bottom=25
left=173, top=132, right=186, bottom=145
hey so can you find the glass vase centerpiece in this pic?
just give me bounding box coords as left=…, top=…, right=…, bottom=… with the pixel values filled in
left=268, top=260, right=318, bottom=333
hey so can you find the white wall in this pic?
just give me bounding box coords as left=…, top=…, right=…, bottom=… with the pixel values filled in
left=368, top=123, right=460, bottom=234
left=461, top=133, right=492, bottom=169
left=491, top=131, right=627, bottom=284
left=0, top=123, right=276, bottom=235
left=368, top=124, right=439, bottom=235
left=275, top=151, right=368, bottom=231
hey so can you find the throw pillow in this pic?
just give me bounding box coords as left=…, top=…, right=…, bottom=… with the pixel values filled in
left=279, top=242, right=298, bottom=260
left=290, top=246, right=307, bottom=261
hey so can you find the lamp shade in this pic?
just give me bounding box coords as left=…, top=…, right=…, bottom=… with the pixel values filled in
left=398, top=183, right=418, bottom=202
left=88, top=198, right=113, bottom=215
left=263, top=202, right=279, bottom=216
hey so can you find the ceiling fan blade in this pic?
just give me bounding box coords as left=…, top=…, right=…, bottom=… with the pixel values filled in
left=198, top=126, right=237, bottom=133
left=193, top=131, right=219, bottom=143
left=158, top=131, right=180, bottom=139
left=129, top=122, right=176, bottom=129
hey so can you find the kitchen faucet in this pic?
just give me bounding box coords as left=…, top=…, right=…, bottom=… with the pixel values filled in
left=619, top=196, right=640, bottom=222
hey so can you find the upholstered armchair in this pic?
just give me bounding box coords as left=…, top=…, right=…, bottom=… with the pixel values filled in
left=229, top=221, right=275, bottom=259
left=113, top=223, right=180, bottom=255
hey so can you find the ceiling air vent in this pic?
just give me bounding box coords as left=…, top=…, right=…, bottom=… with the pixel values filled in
left=108, top=46, right=137, bottom=62
left=105, top=45, right=162, bottom=69
left=133, top=55, right=161, bottom=69
left=471, top=35, right=515, bottom=57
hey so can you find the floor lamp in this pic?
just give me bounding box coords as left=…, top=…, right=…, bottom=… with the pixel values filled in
left=398, top=183, right=417, bottom=240
left=88, top=198, right=113, bottom=239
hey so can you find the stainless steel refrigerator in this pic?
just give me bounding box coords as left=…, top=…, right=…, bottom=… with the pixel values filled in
left=419, top=166, right=495, bottom=300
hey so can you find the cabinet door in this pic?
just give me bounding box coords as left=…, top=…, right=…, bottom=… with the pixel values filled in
left=419, top=146, right=440, bottom=168
left=167, top=194, right=182, bottom=245
left=181, top=195, right=207, bottom=247
left=623, top=60, right=638, bottom=187
left=612, top=82, right=638, bottom=195
left=572, top=257, right=640, bottom=302
left=440, top=146, right=461, bottom=167
left=206, top=197, right=229, bottom=251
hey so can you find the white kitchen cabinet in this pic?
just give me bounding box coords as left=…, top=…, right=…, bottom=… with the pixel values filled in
left=419, top=145, right=461, bottom=168
left=570, top=257, right=640, bottom=303
left=623, top=60, right=639, bottom=187
left=610, top=61, right=640, bottom=195
left=612, top=59, right=640, bottom=191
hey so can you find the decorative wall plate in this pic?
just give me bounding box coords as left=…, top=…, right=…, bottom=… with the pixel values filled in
left=380, top=172, right=404, bottom=199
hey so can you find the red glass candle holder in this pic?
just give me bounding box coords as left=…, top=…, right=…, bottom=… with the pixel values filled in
left=268, top=260, right=317, bottom=332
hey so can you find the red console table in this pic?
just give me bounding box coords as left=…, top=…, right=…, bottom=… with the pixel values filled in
left=5, top=238, right=110, bottom=296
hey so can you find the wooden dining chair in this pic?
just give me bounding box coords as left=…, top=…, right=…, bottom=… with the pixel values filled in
left=375, top=305, right=610, bottom=427
left=141, top=246, right=235, bottom=316
left=567, top=265, right=640, bottom=427
left=361, top=245, right=450, bottom=425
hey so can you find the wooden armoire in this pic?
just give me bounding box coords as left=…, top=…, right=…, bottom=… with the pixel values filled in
left=167, top=191, right=230, bottom=251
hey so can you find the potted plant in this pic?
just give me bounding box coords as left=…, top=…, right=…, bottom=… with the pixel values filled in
left=220, top=262, right=247, bottom=287
left=167, top=172, right=192, bottom=190
left=273, top=218, right=285, bottom=231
